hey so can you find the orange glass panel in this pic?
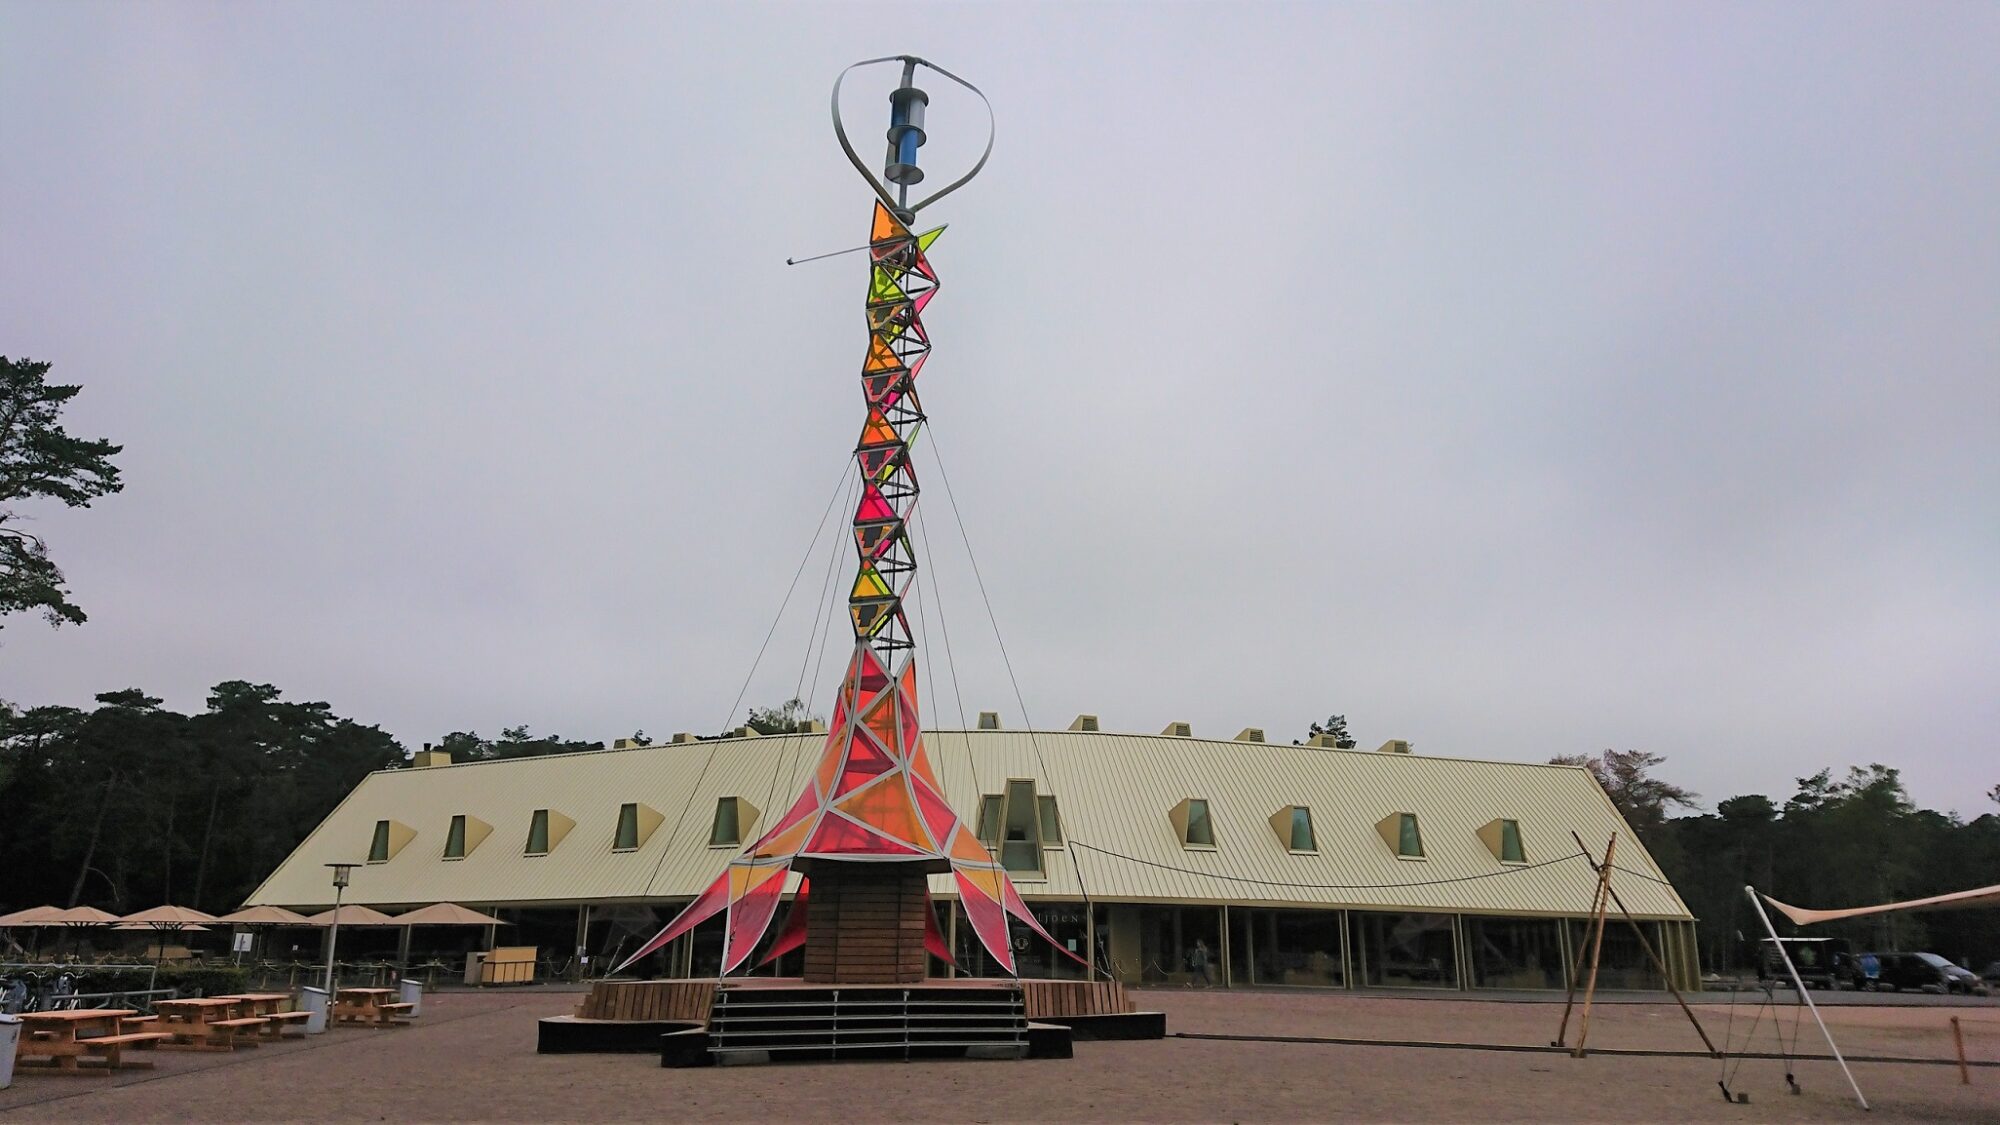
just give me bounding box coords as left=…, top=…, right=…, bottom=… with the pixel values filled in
left=858, top=410, right=899, bottom=448
left=752, top=818, right=813, bottom=861
left=871, top=201, right=909, bottom=245
left=949, top=825, right=994, bottom=864
left=835, top=781, right=927, bottom=849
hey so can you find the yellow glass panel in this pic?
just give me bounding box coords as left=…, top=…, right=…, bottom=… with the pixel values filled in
left=728, top=862, right=785, bottom=898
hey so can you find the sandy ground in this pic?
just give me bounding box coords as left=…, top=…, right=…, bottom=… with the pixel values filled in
left=2, top=988, right=1995, bottom=1123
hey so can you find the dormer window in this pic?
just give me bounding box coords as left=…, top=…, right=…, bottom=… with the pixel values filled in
left=367, top=819, right=415, bottom=863
left=1478, top=818, right=1527, bottom=864
left=707, top=797, right=758, bottom=848
left=616, top=804, right=641, bottom=850
left=976, top=795, right=1004, bottom=847
left=1037, top=796, right=1063, bottom=846
left=1169, top=798, right=1216, bottom=848
left=1268, top=806, right=1317, bottom=852
left=441, top=814, right=491, bottom=861
left=1289, top=807, right=1315, bottom=851
left=971, top=781, right=1054, bottom=875
left=524, top=808, right=575, bottom=856
left=1376, top=812, right=1425, bottom=859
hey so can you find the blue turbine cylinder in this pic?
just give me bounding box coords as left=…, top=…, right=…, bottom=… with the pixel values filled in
left=884, top=85, right=929, bottom=186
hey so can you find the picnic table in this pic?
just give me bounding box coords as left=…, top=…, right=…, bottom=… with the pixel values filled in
left=333, top=987, right=412, bottom=1028
left=155, top=996, right=268, bottom=1051
left=212, top=993, right=312, bottom=1039
left=13, top=1009, right=169, bottom=1075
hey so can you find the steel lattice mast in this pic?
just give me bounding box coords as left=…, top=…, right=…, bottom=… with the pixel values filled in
left=617, top=58, right=1078, bottom=980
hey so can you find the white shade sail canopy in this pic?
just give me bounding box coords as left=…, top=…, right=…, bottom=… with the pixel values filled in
left=1763, top=882, right=2000, bottom=926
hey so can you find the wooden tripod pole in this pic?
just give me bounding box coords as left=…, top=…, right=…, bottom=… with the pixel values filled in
left=1571, top=834, right=1617, bottom=1057
left=1569, top=831, right=1719, bottom=1057
left=1553, top=844, right=1612, bottom=1048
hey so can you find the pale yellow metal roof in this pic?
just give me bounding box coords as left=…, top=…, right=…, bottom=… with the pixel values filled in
left=246, top=730, right=1691, bottom=920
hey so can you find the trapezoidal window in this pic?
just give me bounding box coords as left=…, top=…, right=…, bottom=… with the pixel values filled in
left=365, top=818, right=415, bottom=863
left=1289, top=807, right=1316, bottom=852
left=444, top=815, right=467, bottom=859
left=522, top=808, right=574, bottom=856
left=1267, top=805, right=1316, bottom=852
left=1169, top=798, right=1215, bottom=848
left=708, top=799, right=740, bottom=847
left=1399, top=813, right=1423, bottom=857
left=1478, top=817, right=1527, bottom=864
left=616, top=803, right=640, bottom=851
left=1037, top=795, right=1063, bottom=846
left=1374, top=812, right=1425, bottom=859
left=972, top=783, right=1050, bottom=875
left=976, top=794, right=1004, bottom=847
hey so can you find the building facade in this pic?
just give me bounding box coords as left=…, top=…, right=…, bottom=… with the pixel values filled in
left=249, top=723, right=1699, bottom=991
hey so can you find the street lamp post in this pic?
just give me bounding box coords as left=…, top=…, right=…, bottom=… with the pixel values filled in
left=323, top=863, right=358, bottom=993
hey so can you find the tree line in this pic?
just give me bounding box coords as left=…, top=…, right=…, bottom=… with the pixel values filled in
left=1562, top=749, right=2000, bottom=973
left=0, top=686, right=826, bottom=916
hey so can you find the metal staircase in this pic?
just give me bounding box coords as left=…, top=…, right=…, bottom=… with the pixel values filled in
left=706, top=984, right=1028, bottom=1064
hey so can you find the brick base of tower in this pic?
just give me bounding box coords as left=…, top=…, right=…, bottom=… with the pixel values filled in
left=801, top=864, right=933, bottom=984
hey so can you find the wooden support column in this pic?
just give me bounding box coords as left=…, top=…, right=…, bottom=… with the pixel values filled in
left=802, top=863, right=932, bottom=984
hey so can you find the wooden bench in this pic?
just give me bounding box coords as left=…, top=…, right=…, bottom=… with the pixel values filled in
left=78, top=1031, right=173, bottom=1070
left=119, top=1014, right=159, bottom=1026
left=206, top=1016, right=270, bottom=1046
left=264, top=1010, right=313, bottom=1038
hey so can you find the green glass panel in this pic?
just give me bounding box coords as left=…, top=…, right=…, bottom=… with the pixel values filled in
left=1185, top=800, right=1214, bottom=846
left=708, top=799, right=740, bottom=846
left=527, top=809, right=550, bottom=854
left=1500, top=819, right=1525, bottom=863
left=1037, top=795, right=1062, bottom=845
left=1289, top=807, right=1315, bottom=851
left=616, top=803, right=640, bottom=850
left=917, top=226, right=945, bottom=252
left=1398, top=813, right=1423, bottom=857
left=368, top=820, right=390, bottom=862
left=444, top=815, right=466, bottom=859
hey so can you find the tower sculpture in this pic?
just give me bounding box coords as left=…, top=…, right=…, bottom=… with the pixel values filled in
left=618, top=57, right=1076, bottom=983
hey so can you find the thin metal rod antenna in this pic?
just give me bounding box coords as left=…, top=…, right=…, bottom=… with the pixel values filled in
left=1744, top=886, right=1868, bottom=1110
left=786, top=227, right=946, bottom=266
left=831, top=55, right=994, bottom=215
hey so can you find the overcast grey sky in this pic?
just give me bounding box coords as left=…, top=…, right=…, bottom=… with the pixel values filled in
left=3, top=2, right=1995, bottom=813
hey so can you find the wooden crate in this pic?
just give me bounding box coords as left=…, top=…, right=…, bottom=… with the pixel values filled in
left=479, top=946, right=537, bottom=984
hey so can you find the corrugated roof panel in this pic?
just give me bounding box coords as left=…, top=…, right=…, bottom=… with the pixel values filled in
left=245, top=732, right=1691, bottom=920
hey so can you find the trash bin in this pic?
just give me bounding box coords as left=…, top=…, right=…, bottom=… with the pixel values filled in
left=300, top=985, right=331, bottom=1035
left=463, top=951, right=487, bottom=987
left=398, top=978, right=423, bottom=1018
left=0, top=1013, right=20, bottom=1089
